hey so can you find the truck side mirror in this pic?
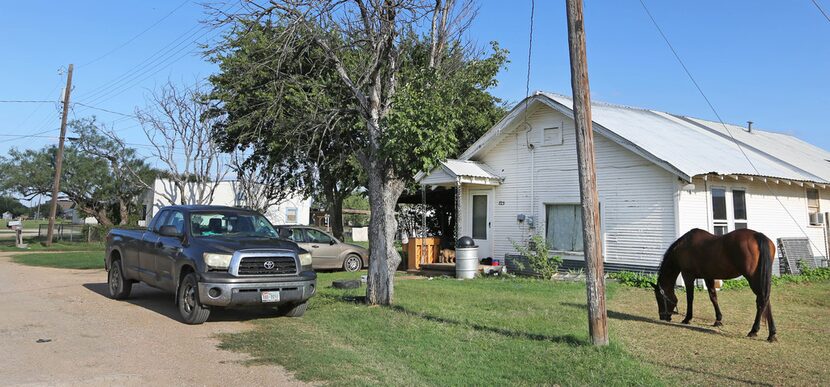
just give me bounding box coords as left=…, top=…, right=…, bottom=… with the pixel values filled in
left=159, top=225, right=182, bottom=238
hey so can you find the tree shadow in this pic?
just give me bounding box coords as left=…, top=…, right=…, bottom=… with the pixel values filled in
left=559, top=302, right=720, bottom=335
left=82, top=282, right=277, bottom=323
left=389, top=304, right=587, bottom=346
left=644, top=359, right=773, bottom=386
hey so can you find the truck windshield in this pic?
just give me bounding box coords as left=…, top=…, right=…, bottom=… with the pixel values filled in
left=190, top=212, right=278, bottom=238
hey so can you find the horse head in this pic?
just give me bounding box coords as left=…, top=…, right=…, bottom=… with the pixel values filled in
left=653, top=282, right=678, bottom=321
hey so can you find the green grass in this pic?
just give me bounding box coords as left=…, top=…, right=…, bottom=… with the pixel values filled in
left=218, top=273, right=658, bottom=386
left=11, top=251, right=104, bottom=270
left=0, top=239, right=104, bottom=252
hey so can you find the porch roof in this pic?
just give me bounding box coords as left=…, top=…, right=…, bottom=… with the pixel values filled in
left=415, top=159, right=502, bottom=187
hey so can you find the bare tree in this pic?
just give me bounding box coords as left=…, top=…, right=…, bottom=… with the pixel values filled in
left=135, top=82, right=228, bottom=205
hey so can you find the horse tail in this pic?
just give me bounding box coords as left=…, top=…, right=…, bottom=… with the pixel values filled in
left=754, top=232, right=773, bottom=306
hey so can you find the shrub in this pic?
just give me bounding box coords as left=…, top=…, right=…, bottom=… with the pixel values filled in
left=509, top=233, right=562, bottom=280
left=612, top=267, right=830, bottom=291
left=608, top=271, right=657, bottom=288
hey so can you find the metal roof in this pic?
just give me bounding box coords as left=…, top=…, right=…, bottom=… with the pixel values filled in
left=416, top=159, right=501, bottom=186
left=460, top=92, right=830, bottom=184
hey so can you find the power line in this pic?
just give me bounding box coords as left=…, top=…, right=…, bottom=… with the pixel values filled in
left=78, top=0, right=192, bottom=68
left=637, top=0, right=827, bottom=255
left=72, top=102, right=138, bottom=118
left=812, top=0, right=830, bottom=23
left=0, top=100, right=56, bottom=103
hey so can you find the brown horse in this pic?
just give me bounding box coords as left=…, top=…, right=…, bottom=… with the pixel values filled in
left=653, top=228, right=777, bottom=342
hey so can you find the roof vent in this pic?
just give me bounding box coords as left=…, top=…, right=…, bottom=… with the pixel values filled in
left=746, top=121, right=753, bottom=133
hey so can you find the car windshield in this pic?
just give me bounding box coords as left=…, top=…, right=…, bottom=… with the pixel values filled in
left=189, top=212, right=278, bottom=238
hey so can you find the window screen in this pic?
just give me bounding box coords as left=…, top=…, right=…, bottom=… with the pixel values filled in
left=733, top=190, right=747, bottom=220
left=711, top=189, right=727, bottom=220
left=286, top=208, right=298, bottom=223
left=545, top=204, right=584, bottom=252
left=472, top=195, right=488, bottom=240
left=807, top=189, right=820, bottom=215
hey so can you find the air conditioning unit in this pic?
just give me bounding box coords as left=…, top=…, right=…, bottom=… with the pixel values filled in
left=809, top=212, right=825, bottom=226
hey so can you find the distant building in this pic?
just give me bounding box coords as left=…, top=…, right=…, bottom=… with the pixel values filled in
left=141, top=179, right=311, bottom=226
left=2, top=212, right=13, bottom=220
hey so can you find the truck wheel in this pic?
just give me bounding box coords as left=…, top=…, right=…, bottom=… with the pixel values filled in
left=177, top=273, right=210, bottom=324
left=343, top=254, right=362, bottom=272
left=278, top=301, right=308, bottom=317
left=107, top=259, right=132, bottom=299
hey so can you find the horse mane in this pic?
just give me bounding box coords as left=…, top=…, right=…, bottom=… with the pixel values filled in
left=657, top=229, right=697, bottom=282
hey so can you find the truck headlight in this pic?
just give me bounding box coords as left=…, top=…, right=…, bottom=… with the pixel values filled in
left=204, top=253, right=233, bottom=270
left=298, top=252, right=313, bottom=266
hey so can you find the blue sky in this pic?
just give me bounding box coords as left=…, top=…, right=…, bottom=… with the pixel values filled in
left=1, top=0, right=829, bottom=160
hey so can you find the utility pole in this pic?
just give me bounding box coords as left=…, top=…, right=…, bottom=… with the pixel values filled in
left=45, top=64, right=74, bottom=246
left=565, top=0, right=608, bottom=346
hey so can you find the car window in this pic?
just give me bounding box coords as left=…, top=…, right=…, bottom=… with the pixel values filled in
left=190, top=212, right=277, bottom=238
left=150, top=210, right=169, bottom=232
left=159, top=211, right=185, bottom=234
left=305, top=228, right=333, bottom=244
left=279, top=227, right=304, bottom=242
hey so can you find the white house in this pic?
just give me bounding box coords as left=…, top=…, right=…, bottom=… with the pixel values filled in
left=417, top=92, right=830, bottom=274
left=142, top=178, right=311, bottom=226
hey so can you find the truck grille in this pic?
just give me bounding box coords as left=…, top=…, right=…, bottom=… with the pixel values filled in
left=238, top=256, right=297, bottom=275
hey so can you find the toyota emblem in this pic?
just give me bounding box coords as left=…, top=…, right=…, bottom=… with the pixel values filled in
left=263, top=260, right=276, bottom=270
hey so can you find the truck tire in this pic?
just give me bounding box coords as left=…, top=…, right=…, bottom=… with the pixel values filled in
left=342, top=254, right=363, bottom=272
left=107, top=259, right=132, bottom=299
left=177, top=273, right=210, bottom=324
left=278, top=301, right=308, bottom=317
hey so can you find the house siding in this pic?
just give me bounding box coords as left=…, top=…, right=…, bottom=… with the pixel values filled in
left=677, top=177, right=830, bottom=275
left=469, top=104, right=677, bottom=270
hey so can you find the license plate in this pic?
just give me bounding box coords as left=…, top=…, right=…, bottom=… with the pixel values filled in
left=261, top=291, right=280, bottom=303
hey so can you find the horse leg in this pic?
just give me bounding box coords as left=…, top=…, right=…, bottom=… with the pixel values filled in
left=765, top=302, right=777, bottom=342
left=748, top=288, right=765, bottom=338
left=704, top=278, right=723, bottom=327
left=681, top=273, right=695, bottom=324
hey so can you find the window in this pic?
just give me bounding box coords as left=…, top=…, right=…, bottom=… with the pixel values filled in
left=711, top=188, right=728, bottom=236
left=286, top=208, right=298, bottom=224
left=733, top=190, right=747, bottom=230
left=542, top=127, right=563, bottom=146
left=545, top=204, right=584, bottom=252
left=305, top=228, right=333, bottom=244
left=278, top=227, right=304, bottom=242
left=472, top=195, right=488, bottom=240
left=807, top=189, right=820, bottom=215
left=190, top=212, right=277, bottom=238
left=159, top=211, right=185, bottom=235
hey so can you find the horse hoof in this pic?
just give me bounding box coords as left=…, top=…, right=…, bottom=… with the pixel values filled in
left=767, top=335, right=778, bottom=343
left=747, top=331, right=758, bottom=338
left=713, top=321, right=723, bottom=327
left=682, top=319, right=691, bottom=325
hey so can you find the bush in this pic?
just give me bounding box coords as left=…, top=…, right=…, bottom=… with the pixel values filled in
left=608, top=271, right=657, bottom=288
left=509, top=234, right=562, bottom=280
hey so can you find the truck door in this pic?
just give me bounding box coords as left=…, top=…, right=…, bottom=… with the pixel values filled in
left=153, top=210, right=184, bottom=292
left=140, top=210, right=167, bottom=286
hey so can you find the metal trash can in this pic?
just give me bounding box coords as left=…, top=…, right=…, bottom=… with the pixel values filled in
left=455, top=236, right=479, bottom=279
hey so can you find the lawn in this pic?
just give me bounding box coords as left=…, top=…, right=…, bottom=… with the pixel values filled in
left=218, top=273, right=830, bottom=386
left=218, top=273, right=658, bottom=386
left=11, top=251, right=104, bottom=270
left=0, top=240, right=104, bottom=252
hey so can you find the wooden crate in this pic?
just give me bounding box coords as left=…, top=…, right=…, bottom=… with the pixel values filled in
left=405, top=237, right=441, bottom=270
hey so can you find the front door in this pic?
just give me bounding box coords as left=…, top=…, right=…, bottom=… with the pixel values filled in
left=303, top=228, right=341, bottom=269
left=469, top=189, right=493, bottom=259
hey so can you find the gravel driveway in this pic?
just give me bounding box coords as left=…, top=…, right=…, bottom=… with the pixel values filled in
left=0, top=252, right=308, bottom=386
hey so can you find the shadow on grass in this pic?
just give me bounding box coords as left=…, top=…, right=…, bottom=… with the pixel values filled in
left=389, top=304, right=587, bottom=346
left=82, top=282, right=278, bottom=323
left=644, top=359, right=773, bottom=386
left=560, top=302, right=720, bottom=335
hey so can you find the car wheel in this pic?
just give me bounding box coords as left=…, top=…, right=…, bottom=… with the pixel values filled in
left=278, top=301, right=308, bottom=317
left=177, top=273, right=210, bottom=324
left=107, top=259, right=132, bottom=299
left=343, top=254, right=363, bottom=272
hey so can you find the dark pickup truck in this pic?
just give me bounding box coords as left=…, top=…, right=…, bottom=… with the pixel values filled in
left=105, top=205, right=316, bottom=324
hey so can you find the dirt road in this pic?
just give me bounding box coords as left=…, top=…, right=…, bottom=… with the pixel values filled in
left=0, top=253, right=308, bottom=386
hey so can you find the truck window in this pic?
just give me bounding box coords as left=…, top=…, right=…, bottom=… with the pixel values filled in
left=149, top=210, right=169, bottom=232
left=190, top=212, right=278, bottom=238
left=158, top=211, right=185, bottom=235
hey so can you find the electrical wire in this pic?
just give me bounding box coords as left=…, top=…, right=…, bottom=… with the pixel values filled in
left=637, top=0, right=827, bottom=255
left=812, top=0, right=830, bottom=23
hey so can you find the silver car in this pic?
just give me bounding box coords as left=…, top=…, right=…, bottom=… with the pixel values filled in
left=276, top=226, right=369, bottom=272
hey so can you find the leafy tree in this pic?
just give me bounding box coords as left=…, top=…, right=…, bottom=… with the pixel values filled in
left=214, top=0, right=506, bottom=305
left=0, top=196, right=28, bottom=217
left=0, top=119, right=154, bottom=225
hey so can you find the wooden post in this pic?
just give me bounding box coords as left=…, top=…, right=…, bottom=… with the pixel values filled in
left=45, top=64, right=74, bottom=246
left=565, top=0, right=609, bottom=346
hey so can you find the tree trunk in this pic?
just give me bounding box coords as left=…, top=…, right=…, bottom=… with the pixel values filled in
left=364, top=163, right=405, bottom=306
left=328, top=192, right=345, bottom=241
left=118, top=198, right=130, bottom=225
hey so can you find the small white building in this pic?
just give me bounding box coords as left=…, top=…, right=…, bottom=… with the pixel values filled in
left=417, top=92, right=830, bottom=274
left=142, top=179, right=311, bottom=226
